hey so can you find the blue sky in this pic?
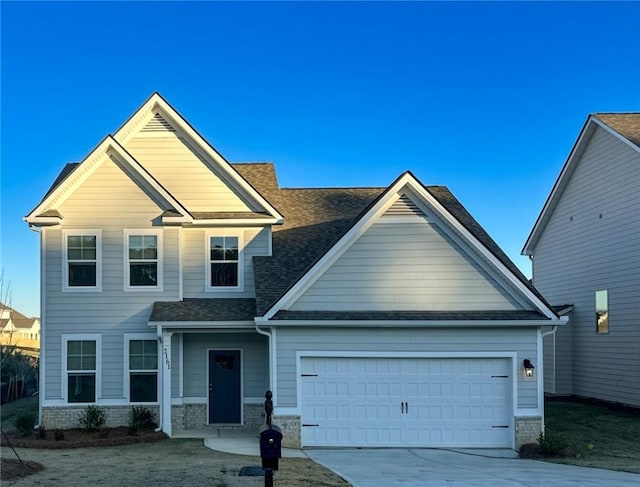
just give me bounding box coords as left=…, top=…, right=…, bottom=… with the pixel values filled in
left=2, top=1, right=639, bottom=318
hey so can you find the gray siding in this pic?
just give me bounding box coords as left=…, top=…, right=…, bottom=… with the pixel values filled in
left=290, top=220, right=526, bottom=311
left=183, top=227, right=270, bottom=298
left=275, top=327, right=538, bottom=409
left=125, top=133, right=251, bottom=212
left=533, top=126, right=640, bottom=406
left=43, top=158, right=180, bottom=401
left=181, top=333, right=268, bottom=398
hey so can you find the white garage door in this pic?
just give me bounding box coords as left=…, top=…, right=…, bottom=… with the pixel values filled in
left=301, top=357, right=512, bottom=447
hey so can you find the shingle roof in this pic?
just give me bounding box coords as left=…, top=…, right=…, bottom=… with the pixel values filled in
left=272, top=310, right=547, bottom=321
left=150, top=298, right=256, bottom=322
left=594, top=113, right=640, bottom=147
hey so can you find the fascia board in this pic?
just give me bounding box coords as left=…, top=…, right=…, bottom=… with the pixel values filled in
left=148, top=321, right=255, bottom=329
left=113, top=93, right=284, bottom=222
left=522, top=117, right=597, bottom=255
left=24, top=216, right=62, bottom=225
left=262, top=174, right=414, bottom=319
left=407, top=179, right=560, bottom=320
left=188, top=218, right=282, bottom=226
left=260, top=319, right=565, bottom=327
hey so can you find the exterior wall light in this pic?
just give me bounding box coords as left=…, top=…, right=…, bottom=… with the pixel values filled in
left=523, top=359, right=535, bottom=377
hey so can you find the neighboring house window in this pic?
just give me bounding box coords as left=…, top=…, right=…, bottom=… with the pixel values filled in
left=126, top=335, right=158, bottom=403
left=63, top=230, right=102, bottom=291
left=64, top=334, right=101, bottom=403
left=595, top=290, right=609, bottom=334
left=206, top=233, right=243, bottom=291
left=124, top=230, right=163, bottom=290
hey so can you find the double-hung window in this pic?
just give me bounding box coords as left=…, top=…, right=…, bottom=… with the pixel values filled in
left=64, top=334, right=101, bottom=403
left=125, top=230, right=163, bottom=290
left=63, top=230, right=102, bottom=291
left=126, top=335, right=158, bottom=403
left=206, top=233, right=243, bottom=291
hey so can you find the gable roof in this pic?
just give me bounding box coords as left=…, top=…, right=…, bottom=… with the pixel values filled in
left=523, top=113, right=640, bottom=255
left=240, top=169, right=557, bottom=320
left=24, top=136, right=192, bottom=225
left=113, top=92, right=283, bottom=223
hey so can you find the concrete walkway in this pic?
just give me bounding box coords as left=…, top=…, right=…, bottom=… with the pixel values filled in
left=305, top=448, right=640, bottom=487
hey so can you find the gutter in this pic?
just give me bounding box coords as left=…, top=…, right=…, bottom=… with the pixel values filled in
left=155, top=325, right=163, bottom=433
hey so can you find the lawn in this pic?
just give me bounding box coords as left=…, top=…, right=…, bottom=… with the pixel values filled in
left=543, top=399, right=640, bottom=473
left=1, top=395, right=38, bottom=434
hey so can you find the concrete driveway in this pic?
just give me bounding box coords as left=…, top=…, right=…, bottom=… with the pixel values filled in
left=306, top=448, right=640, bottom=487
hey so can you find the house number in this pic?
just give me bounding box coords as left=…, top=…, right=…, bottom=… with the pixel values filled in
left=163, top=347, right=171, bottom=369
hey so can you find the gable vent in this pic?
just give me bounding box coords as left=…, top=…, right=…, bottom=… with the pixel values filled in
left=383, top=194, right=425, bottom=217
left=141, top=113, right=176, bottom=133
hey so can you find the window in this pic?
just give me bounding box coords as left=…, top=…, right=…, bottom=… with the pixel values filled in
left=127, top=338, right=158, bottom=403
left=596, top=290, right=609, bottom=334
left=206, top=233, right=243, bottom=290
left=64, top=335, right=100, bottom=403
left=63, top=230, right=102, bottom=290
left=124, top=230, right=163, bottom=290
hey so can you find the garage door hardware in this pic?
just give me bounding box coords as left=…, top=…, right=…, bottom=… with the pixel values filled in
left=301, top=374, right=318, bottom=377
left=491, top=375, right=509, bottom=378
left=492, top=425, right=509, bottom=428
left=401, top=402, right=409, bottom=414
left=302, top=424, right=319, bottom=427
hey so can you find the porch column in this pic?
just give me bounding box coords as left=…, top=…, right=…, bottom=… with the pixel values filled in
left=161, top=331, right=173, bottom=436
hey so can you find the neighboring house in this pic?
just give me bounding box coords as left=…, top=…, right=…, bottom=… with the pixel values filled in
left=25, top=93, right=565, bottom=449
left=0, top=303, right=40, bottom=357
left=523, top=113, right=640, bottom=408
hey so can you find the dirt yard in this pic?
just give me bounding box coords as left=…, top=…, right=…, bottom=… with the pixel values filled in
left=0, top=438, right=349, bottom=487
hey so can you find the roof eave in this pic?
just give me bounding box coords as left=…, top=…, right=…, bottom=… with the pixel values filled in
left=256, top=318, right=567, bottom=327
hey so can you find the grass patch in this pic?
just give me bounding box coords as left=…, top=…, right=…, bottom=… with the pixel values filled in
left=542, top=399, right=640, bottom=473
left=1, top=396, right=38, bottom=434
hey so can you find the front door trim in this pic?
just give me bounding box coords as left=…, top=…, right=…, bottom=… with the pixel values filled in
left=207, top=348, right=243, bottom=425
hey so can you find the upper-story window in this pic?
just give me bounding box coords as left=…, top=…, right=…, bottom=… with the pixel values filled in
left=63, top=230, right=102, bottom=291
left=124, top=230, right=163, bottom=291
left=595, top=289, right=609, bottom=334
left=206, top=232, right=243, bottom=291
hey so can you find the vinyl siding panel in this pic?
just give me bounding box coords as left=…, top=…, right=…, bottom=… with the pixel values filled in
left=290, top=221, right=526, bottom=311
left=181, top=333, right=268, bottom=398
left=42, top=159, right=180, bottom=402
left=182, top=227, right=270, bottom=298
left=533, top=126, right=640, bottom=406
left=275, top=327, right=538, bottom=409
left=125, top=134, right=252, bottom=212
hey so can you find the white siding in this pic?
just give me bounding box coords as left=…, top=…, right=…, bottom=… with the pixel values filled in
left=181, top=333, right=268, bottom=399
left=125, top=134, right=252, bottom=212
left=182, top=227, right=270, bottom=298
left=275, top=327, right=538, bottom=410
left=43, top=159, right=180, bottom=402
left=533, top=126, right=640, bottom=406
left=290, top=220, right=526, bottom=311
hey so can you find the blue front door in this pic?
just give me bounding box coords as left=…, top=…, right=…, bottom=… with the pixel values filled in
left=208, top=350, right=241, bottom=424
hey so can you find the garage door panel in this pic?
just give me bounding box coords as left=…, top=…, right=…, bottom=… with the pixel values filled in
left=301, top=357, right=512, bottom=448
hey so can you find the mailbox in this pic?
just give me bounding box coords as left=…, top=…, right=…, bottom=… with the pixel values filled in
left=259, top=424, right=283, bottom=470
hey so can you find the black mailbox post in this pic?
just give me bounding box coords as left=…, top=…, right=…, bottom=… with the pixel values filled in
left=259, top=424, right=282, bottom=470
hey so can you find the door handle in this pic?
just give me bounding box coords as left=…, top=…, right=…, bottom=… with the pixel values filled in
left=406, top=402, right=409, bottom=414
left=209, top=384, right=213, bottom=393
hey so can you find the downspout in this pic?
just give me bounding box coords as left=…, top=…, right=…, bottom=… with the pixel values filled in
left=30, top=225, right=44, bottom=429
left=255, top=319, right=274, bottom=401
left=539, top=325, right=558, bottom=433
left=155, top=324, right=163, bottom=432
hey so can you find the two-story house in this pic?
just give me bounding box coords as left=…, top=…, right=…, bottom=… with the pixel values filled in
left=26, top=93, right=565, bottom=449
left=523, top=113, right=640, bottom=408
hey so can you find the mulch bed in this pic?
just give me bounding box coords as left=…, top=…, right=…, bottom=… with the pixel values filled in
left=1, top=459, right=45, bottom=481
left=1, top=426, right=167, bottom=449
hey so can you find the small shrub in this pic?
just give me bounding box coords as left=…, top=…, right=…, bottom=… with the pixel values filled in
left=78, top=405, right=106, bottom=432
left=129, top=406, right=156, bottom=431
left=54, top=429, right=65, bottom=441
left=518, top=442, right=540, bottom=458
left=14, top=412, right=36, bottom=436
left=36, top=425, right=47, bottom=440
left=98, top=427, right=109, bottom=438
left=537, top=430, right=569, bottom=457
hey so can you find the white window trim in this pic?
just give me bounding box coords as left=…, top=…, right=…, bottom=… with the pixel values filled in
left=62, top=229, right=102, bottom=292
left=124, top=333, right=159, bottom=404
left=62, top=333, right=102, bottom=404
left=205, top=230, right=244, bottom=292
left=124, top=229, right=164, bottom=292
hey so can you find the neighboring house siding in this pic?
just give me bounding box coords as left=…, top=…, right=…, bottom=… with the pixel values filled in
left=125, top=133, right=252, bottom=212
left=181, top=333, right=269, bottom=399
left=43, top=161, right=180, bottom=402
left=533, top=126, right=640, bottom=406
left=182, top=227, right=270, bottom=298
left=275, top=327, right=538, bottom=409
left=289, top=220, right=526, bottom=311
